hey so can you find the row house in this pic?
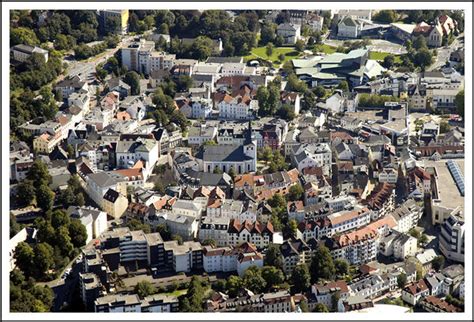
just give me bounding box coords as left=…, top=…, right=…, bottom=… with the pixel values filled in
left=296, top=217, right=331, bottom=242
left=327, top=207, right=372, bottom=236
left=280, top=238, right=313, bottom=275
left=291, top=143, right=332, bottom=175
left=391, top=199, right=423, bottom=234
left=227, top=219, right=276, bottom=249
left=198, top=217, right=230, bottom=247
left=202, top=242, right=263, bottom=277
left=310, top=280, right=350, bottom=311
left=216, top=91, right=258, bottom=120
left=362, top=182, right=395, bottom=218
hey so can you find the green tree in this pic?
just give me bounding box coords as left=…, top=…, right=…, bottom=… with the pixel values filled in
left=27, top=159, right=51, bottom=187
left=36, top=185, right=55, bottom=211
left=278, top=53, right=286, bottom=62
left=409, top=227, right=420, bottom=239
left=68, top=219, right=88, bottom=248
left=228, top=166, right=237, bottom=180
left=287, top=73, right=307, bottom=93
left=314, top=303, right=329, bottom=312
left=135, top=281, right=157, bottom=298
left=16, top=180, right=36, bottom=207
left=455, top=90, right=464, bottom=117
left=260, top=22, right=276, bottom=45
left=300, top=300, right=309, bottom=312
left=382, top=54, right=396, bottom=69
left=334, top=259, right=349, bottom=277
left=202, top=238, right=217, bottom=247
left=397, top=273, right=407, bottom=288
left=180, top=276, right=206, bottom=312
left=33, top=243, right=55, bottom=277
left=261, top=266, right=285, bottom=291
left=295, top=39, right=305, bottom=52
left=10, top=213, right=23, bottom=238
left=13, top=242, right=35, bottom=277
left=314, top=85, right=326, bottom=98
left=265, top=42, right=274, bottom=58
left=413, top=48, right=433, bottom=71
left=226, top=275, right=243, bottom=297
left=310, top=245, right=336, bottom=283
left=51, top=209, right=70, bottom=229
left=213, top=166, right=223, bottom=174
left=126, top=219, right=152, bottom=234
left=76, top=193, right=85, bottom=207
left=11, top=27, right=40, bottom=46
left=439, top=121, right=450, bottom=134
left=124, top=71, right=141, bottom=95
left=337, top=80, right=349, bottom=92
left=95, top=64, right=108, bottom=82
left=373, top=10, right=397, bottom=23
left=413, top=35, right=427, bottom=50
left=432, top=255, right=445, bottom=271
left=172, top=234, right=184, bottom=245
left=35, top=218, right=55, bottom=245
left=290, top=264, right=311, bottom=293
left=288, top=184, right=304, bottom=201
left=288, top=219, right=298, bottom=237
left=243, top=265, right=267, bottom=293
left=264, top=243, right=284, bottom=269
left=56, top=226, right=74, bottom=257
left=191, top=36, right=213, bottom=60
left=105, top=15, right=121, bottom=35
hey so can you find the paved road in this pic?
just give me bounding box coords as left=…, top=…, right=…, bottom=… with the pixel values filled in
left=428, top=34, right=464, bottom=71
left=62, top=35, right=135, bottom=81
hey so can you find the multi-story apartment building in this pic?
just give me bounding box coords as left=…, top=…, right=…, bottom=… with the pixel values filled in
left=202, top=242, right=263, bottom=276
left=439, top=212, right=465, bottom=263
left=327, top=207, right=372, bottom=236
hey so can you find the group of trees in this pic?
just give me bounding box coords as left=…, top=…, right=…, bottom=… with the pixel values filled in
left=358, top=93, right=398, bottom=108
left=10, top=52, right=64, bottom=133
left=10, top=269, right=54, bottom=312
left=148, top=85, right=190, bottom=132
left=57, top=175, right=86, bottom=209
left=155, top=10, right=260, bottom=57
left=180, top=276, right=209, bottom=312
left=256, top=79, right=297, bottom=121
left=15, top=159, right=55, bottom=210
left=222, top=265, right=287, bottom=297
left=258, top=146, right=288, bottom=174
left=401, top=35, right=434, bottom=72
left=15, top=208, right=87, bottom=281
left=74, top=36, right=119, bottom=60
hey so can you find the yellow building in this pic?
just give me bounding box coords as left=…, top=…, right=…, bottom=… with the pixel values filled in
left=100, top=9, right=129, bottom=35
left=33, top=132, right=62, bottom=154
left=102, top=188, right=129, bottom=219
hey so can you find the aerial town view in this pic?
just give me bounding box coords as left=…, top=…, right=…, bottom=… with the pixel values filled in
left=7, top=7, right=467, bottom=316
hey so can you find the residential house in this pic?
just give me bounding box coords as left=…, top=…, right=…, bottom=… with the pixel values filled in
left=11, top=44, right=49, bottom=63
left=402, top=279, right=430, bottom=306
left=276, top=23, right=301, bottom=45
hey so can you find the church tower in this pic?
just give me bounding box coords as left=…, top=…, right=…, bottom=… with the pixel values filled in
left=244, top=120, right=257, bottom=171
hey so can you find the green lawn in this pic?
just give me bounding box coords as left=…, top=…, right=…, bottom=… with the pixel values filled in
left=313, top=44, right=338, bottom=54
left=369, top=51, right=403, bottom=64
left=244, top=46, right=302, bottom=67
left=160, top=289, right=188, bottom=297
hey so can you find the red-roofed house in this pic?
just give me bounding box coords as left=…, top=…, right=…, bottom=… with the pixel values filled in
left=402, top=279, right=430, bottom=306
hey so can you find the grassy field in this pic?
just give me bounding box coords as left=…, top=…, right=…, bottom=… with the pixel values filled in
left=313, top=44, right=338, bottom=54
left=369, top=51, right=403, bottom=64
left=161, top=289, right=188, bottom=297
left=244, top=46, right=301, bottom=66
